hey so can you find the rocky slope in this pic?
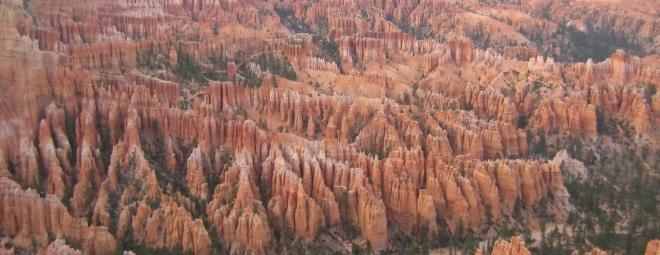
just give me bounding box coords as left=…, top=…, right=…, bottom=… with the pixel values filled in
left=482, top=236, right=531, bottom=255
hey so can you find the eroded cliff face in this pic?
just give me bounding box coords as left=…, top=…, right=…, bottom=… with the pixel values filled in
left=0, top=178, right=117, bottom=254
left=0, top=73, right=571, bottom=253
left=0, top=0, right=659, bottom=254
left=487, top=236, right=531, bottom=255
left=647, top=239, right=660, bottom=255
left=46, top=239, right=83, bottom=255
left=478, top=237, right=660, bottom=255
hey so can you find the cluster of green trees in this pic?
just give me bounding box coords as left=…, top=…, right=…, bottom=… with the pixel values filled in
left=561, top=153, right=660, bottom=253
left=223, top=50, right=301, bottom=88
left=495, top=91, right=660, bottom=254
left=315, top=37, right=345, bottom=74
left=274, top=7, right=313, bottom=34
left=118, top=243, right=193, bottom=255
left=381, top=218, right=477, bottom=255
left=136, top=43, right=168, bottom=70
left=528, top=133, right=547, bottom=156
left=272, top=7, right=348, bottom=75
left=522, top=23, right=643, bottom=63
left=237, top=68, right=263, bottom=88
left=136, top=43, right=240, bottom=86
left=22, top=0, right=37, bottom=24
left=518, top=114, right=530, bottom=129
left=385, top=14, right=436, bottom=40
left=361, top=147, right=390, bottom=160
left=141, top=120, right=190, bottom=196
left=172, top=47, right=207, bottom=85
left=106, top=121, right=234, bottom=254
left=253, top=53, right=297, bottom=81
left=596, top=109, right=612, bottom=135
left=105, top=153, right=139, bottom=238
left=644, top=83, right=657, bottom=104
left=98, top=125, right=113, bottom=170
left=530, top=112, right=660, bottom=254
left=397, top=91, right=412, bottom=105
left=271, top=219, right=308, bottom=254
left=485, top=11, right=646, bottom=62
